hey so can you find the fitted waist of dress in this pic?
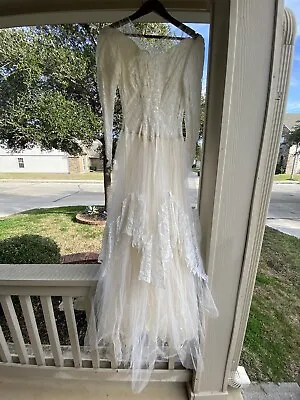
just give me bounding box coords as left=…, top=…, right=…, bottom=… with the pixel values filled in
left=123, top=125, right=183, bottom=140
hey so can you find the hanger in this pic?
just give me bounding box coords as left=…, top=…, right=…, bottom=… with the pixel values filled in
left=108, top=0, right=199, bottom=40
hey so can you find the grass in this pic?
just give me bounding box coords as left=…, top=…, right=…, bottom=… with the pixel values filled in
left=0, top=206, right=104, bottom=255
left=240, top=227, right=300, bottom=383
left=0, top=172, right=103, bottom=180
left=0, top=207, right=299, bottom=382
left=274, top=173, right=300, bottom=181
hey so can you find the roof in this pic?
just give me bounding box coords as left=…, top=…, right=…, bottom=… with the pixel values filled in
left=283, top=113, right=300, bottom=131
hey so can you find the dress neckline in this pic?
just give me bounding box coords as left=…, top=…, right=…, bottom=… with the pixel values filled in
left=102, top=26, right=202, bottom=56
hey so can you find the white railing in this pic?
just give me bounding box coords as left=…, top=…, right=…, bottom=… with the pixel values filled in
left=0, top=264, right=191, bottom=383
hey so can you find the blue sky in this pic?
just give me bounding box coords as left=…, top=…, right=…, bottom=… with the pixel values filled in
left=285, top=0, right=300, bottom=113
left=175, top=1, right=300, bottom=112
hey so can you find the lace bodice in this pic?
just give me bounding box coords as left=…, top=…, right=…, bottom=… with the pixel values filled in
left=96, top=27, right=204, bottom=166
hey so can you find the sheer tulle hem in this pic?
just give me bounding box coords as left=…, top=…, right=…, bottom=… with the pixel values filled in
left=86, top=246, right=217, bottom=392
left=87, top=168, right=218, bottom=391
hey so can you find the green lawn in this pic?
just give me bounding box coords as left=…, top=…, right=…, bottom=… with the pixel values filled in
left=0, top=207, right=299, bottom=382
left=274, top=174, right=300, bottom=181
left=240, top=227, right=300, bottom=383
left=0, top=172, right=103, bottom=180
left=0, top=206, right=104, bottom=255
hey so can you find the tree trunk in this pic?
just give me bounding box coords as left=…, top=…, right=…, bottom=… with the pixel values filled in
left=103, top=153, right=111, bottom=211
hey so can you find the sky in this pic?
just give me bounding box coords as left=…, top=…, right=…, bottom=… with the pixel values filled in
left=285, top=0, right=300, bottom=113
left=175, top=1, right=300, bottom=113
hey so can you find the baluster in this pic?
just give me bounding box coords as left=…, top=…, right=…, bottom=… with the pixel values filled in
left=0, top=295, right=28, bottom=364
left=0, top=324, right=11, bottom=363
left=168, top=345, right=175, bottom=370
left=40, top=296, right=63, bottom=367
left=19, top=296, right=45, bottom=366
left=109, top=343, right=117, bottom=369
left=62, top=296, right=82, bottom=368
left=84, top=294, right=99, bottom=369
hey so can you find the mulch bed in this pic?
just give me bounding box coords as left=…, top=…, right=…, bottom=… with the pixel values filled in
left=61, top=252, right=99, bottom=264
left=76, top=213, right=106, bottom=226
left=75, top=206, right=107, bottom=226
left=0, top=296, right=88, bottom=346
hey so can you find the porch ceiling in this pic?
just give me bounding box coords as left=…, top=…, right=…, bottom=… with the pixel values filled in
left=0, top=0, right=210, bottom=14
left=0, top=0, right=211, bottom=27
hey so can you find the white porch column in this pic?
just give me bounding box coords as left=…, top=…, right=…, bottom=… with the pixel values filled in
left=191, top=1, right=296, bottom=399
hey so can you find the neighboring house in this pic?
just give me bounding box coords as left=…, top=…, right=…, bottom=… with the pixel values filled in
left=0, top=146, right=91, bottom=174
left=277, top=113, right=300, bottom=174
left=85, top=140, right=104, bottom=171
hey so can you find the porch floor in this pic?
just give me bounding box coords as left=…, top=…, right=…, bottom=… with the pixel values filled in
left=0, top=377, right=243, bottom=400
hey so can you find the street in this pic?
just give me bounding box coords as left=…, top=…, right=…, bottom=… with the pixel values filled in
left=0, top=179, right=299, bottom=238
left=267, top=183, right=300, bottom=238
left=0, top=181, right=104, bottom=217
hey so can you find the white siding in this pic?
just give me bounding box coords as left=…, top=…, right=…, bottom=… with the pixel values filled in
left=286, top=144, right=300, bottom=174
left=0, top=147, right=69, bottom=173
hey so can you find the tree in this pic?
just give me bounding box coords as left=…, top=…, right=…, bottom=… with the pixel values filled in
left=193, top=95, right=206, bottom=169
left=0, top=23, right=171, bottom=209
left=288, top=121, right=300, bottom=145
left=287, top=121, right=300, bottom=179
left=0, top=26, right=101, bottom=154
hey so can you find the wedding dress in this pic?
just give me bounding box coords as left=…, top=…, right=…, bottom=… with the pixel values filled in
left=88, top=26, right=218, bottom=392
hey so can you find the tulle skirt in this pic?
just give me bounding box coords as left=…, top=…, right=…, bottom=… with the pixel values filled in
left=86, top=133, right=218, bottom=392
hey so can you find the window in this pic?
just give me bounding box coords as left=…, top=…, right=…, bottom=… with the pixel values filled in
left=18, top=157, right=25, bottom=168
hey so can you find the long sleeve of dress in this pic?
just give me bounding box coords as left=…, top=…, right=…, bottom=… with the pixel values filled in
left=183, top=37, right=204, bottom=167
left=96, top=29, right=120, bottom=167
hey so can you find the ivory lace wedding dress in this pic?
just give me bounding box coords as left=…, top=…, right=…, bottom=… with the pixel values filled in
left=88, top=27, right=218, bottom=392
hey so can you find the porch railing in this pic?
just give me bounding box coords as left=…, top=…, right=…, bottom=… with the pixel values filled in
left=0, top=264, right=191, bottom=383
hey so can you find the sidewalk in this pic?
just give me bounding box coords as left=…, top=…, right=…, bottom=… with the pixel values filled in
left=273, top=180, right=300, bottom=184
left=243, top=382, right=300, bottom=400
left=266, top=218, right=300, bottom=238
left=267, top=181, right=300, bottom=238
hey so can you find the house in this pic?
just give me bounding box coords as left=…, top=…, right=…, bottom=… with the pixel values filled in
left=85, top=140, right=104, bottom=171
left=0, top=145, right=100, bottom=174
left=0, top=1, right=296, bottom=400
left=277, top=113, right=300, bottom=175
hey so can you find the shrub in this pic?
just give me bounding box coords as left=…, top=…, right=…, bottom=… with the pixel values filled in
left=0, top=234, right=61, bottom=264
